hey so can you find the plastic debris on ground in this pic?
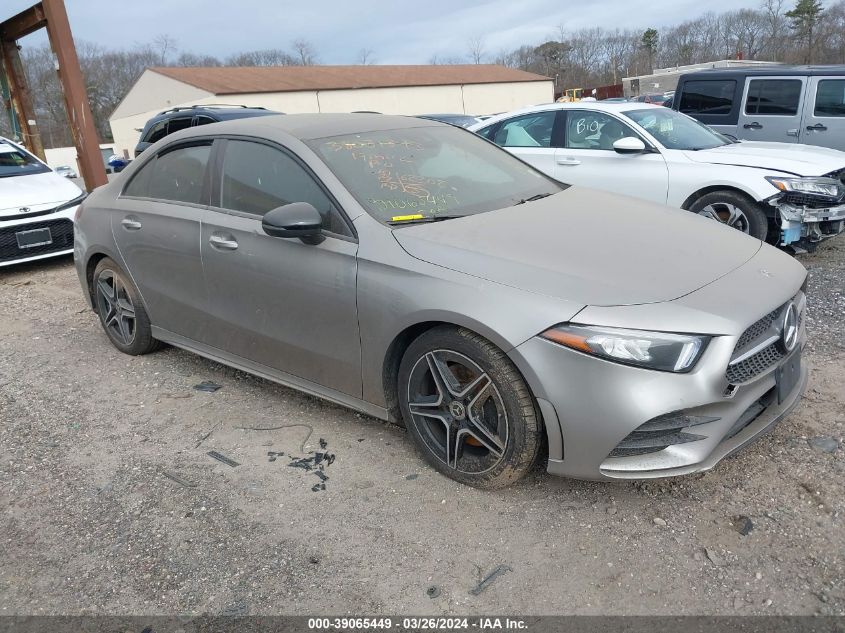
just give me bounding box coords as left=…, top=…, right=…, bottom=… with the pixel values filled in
left=193, top=381, right=222, bottom=393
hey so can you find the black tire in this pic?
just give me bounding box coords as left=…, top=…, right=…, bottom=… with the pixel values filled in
left=92, top=257, right=161, bottom=355
left=689, top=190, right=769, bottom=241
left=397, top=326, right=542, bottom=489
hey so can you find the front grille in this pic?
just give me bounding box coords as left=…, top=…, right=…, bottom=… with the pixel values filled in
left=735, top=308, right=780, bottom=352
left=726, top=344, right=785, bottom=384
left=0, top=218, right=74, bottom=263
left=609, top=412, right=717, bottom=458
left=782, top=192, right=842, bottom=208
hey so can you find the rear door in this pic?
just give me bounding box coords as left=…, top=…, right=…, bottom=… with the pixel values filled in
left=553, top=109, right=669, bottom=204
left=113, top=139, right=213, bottom=338
left=737, top=77, right=807, bottom=143
left=200, top=138, right=362, bottom=397
left=801, top=77, right=845, bottom=151
left=483, top=110, right=561, bottom=178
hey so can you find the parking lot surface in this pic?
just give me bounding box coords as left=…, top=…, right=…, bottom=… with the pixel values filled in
left=1, top=237, right=843, bottom=616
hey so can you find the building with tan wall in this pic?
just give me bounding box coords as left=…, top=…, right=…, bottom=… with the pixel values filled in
left=109, top=65, right=554, bottom=156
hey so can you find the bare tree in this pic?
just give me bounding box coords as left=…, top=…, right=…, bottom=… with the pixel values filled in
left=292, top=39, right=318, bottom=65
left=226, top=49, right=298, bottom=66
left=467, top=36, right=486, bottom=64
left=151, top=34, right=178, bottom=66
left=357, top=48, right=375, bottom=65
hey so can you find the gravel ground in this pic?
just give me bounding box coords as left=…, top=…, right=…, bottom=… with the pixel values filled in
left=0, top=236, right=843, bottom=616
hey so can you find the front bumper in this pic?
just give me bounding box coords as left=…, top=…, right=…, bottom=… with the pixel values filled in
left=776, top=201, right=845, bottom=246
left=0, top=206, right=77, bottom=268
left=511, top=311, right=807, bottom=482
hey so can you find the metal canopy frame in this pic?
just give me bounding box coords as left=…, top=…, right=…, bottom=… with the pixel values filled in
left=0, top=0, right=107, bottom=190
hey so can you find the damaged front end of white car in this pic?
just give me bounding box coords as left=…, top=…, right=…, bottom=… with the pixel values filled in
left=766, top=171, right=845, bottom=250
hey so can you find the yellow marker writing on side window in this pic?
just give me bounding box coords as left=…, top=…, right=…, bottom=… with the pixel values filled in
left=391, top=214, right=424, bottom=222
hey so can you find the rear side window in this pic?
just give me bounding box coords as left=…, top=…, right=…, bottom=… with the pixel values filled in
left=492, top=111, right=556, bottom=148
left=815, top=80, right=845, bottom=117
left=124, top=143, right=211, bottom=204
left=194, top=115, right=217, bottom=126
left=219, top=140, right=351, bottom=236
left=166, top=117, right=193, bottom=135
left=745, top=79, right=802, bottom=115
left=678, top=80, right=736, bottom=115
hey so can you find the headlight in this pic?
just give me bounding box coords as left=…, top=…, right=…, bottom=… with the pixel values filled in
left=540, top=324, right=710, bottom=373
left=766, top=176, right=844, bottom=201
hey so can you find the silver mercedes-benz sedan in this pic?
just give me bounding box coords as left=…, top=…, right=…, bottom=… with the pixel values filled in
left=74, top=114, right=808, bottom=489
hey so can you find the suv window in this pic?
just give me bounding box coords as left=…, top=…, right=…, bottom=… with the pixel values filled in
left=194, top=115, right=217, bottom=126
left=745, top=79, right=802, bottom=115
left=124, top=143, right=211, bottom=204
left=492, top=111, right=556, bottom=147
left=219, top=140, right=351, bottom=236
left=565, top=111, right=638, bottom=150
left=815, top=79, right=845, bottom=117
left=144, top=120, right=168, bottom=144
left=678, top=80, right=736, bottom=115
left=167, top=117, right=193, bottom=135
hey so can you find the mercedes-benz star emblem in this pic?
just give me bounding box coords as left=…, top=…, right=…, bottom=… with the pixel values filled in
left=781, top=303, right=799, bottom=353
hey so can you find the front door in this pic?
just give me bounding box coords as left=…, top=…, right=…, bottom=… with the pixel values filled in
left=801, top=77, right=845, bottom=151
left=553, top=110, right=669, bottom=204
left=737, top=77, right=807, bottom=143
left=112, top=140, right=213, bottom=338
left=200, top=138, right=362, bottom=397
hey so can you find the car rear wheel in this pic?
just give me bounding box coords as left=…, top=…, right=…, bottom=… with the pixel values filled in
left=689, top=190, right=769, bottom=241
left=398, top=326, right=542, bottom=489
left=93, top=257, right=161, bottom=355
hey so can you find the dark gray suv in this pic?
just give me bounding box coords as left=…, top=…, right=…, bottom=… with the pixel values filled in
left=134, top=105, right=279, bottom=157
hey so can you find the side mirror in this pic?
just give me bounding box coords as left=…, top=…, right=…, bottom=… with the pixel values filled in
left=612, top=137, right=647, bottom=154
left=262, top=202, right=325, bottom=245
left=134, top=142, right=151, bottom=157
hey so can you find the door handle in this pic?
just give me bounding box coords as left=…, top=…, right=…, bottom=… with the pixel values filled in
left=787, top=129, right=799, bottom=137
left=743, top=122, right=762, bottom=130
left=556, top=157, right=581, bottom=166
left=806, top=123, right=828, bottom=131
left=121, top=217, right=142, bottom=230
left=209, top=234, right=238, bottom=250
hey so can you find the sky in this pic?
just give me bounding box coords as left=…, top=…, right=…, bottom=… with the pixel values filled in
left=5, top=0, right=764, bottom=65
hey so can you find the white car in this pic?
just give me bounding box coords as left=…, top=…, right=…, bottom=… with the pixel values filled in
left=0, top=137, right=85, bottom=267
left=470, top=102, right=845, bottom=248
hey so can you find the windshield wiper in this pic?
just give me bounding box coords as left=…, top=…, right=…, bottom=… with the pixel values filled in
left=387, top=214, right=466, bottom=226
left=515, top=193, right=553, bottom=205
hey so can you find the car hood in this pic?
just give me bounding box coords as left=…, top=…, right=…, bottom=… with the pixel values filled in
left=683, top=141, right=845, bottom=176
left=393, top=187, right=761, bottom=307
left=0, top=171, right=83, bottom=217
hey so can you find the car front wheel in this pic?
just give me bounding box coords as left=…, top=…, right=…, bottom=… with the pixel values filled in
left=398, top=326, right=542, bottom=489
left=689, top=190, right=769, bottom=241
left=93, top=257, right=161, bottom=355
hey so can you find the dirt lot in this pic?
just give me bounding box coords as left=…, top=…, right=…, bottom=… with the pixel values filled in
left=1, top=236, right=843, bottom=616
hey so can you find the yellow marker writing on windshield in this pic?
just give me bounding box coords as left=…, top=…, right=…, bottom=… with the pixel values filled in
left=391, top=214, right=424, bottom=222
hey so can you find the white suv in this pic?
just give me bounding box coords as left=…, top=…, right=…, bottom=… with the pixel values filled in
left=0, top=137, right=85, bottom=267
left=470, top=102, right=845, bottom=249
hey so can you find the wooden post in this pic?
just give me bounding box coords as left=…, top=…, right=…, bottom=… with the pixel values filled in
left=0, top=38, right=46, bottom=160
left=40, top=0, right=107, bottom=190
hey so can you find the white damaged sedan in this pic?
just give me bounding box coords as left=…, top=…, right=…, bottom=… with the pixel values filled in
left=470, top=102, right=845, bottom=249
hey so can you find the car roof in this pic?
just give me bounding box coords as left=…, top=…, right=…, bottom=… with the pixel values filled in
left=163, top=113, right=445, bottom=143
left=146, top=106, right=277, bottom=126
left=680, top=65, right=845, bottom=80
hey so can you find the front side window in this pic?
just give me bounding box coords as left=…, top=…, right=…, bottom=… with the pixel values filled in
left=678, top=80, right=736, bottom=115
left=124, top=143, right=211, bottom=204
left=219, top=140, right=350, bottom=236
left=194, top=115, right=217, bottom=126
left=565, top=111, right=638, bottom=150
left=624, top=108, right=729, bottom=150
left=144, top=121, right=168, bottom=144
left=166, top=117, right=193, bottom=135
left=0, top=141, right=50, bottom=178
left=745, top=79, right=802, bottom=115
left=814, top=79, right=845, bottom=117
left=308, top=126, right=562, bottom=224
left=492, top=111, right=556, bottom=148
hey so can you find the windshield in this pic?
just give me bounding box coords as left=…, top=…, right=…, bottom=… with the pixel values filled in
left=623, top=108, right=730, bottom=150
left=0, top=141, right=50, bottom=178
left=308, top=126, right=563, bottom=224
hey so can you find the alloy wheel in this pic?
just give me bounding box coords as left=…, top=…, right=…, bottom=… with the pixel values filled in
left=406, top=350, right=508, bottom=474
left=696, top=202, right=751, bottom=233
left=95, top=270, right=137, bottom=346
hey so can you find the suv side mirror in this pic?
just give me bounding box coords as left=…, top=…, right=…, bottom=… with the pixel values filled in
left=134, top=142, right=152, bottom=157
left=613, top=137, right=647, bottom=154
left=262, top=202, right=325, bottom=245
